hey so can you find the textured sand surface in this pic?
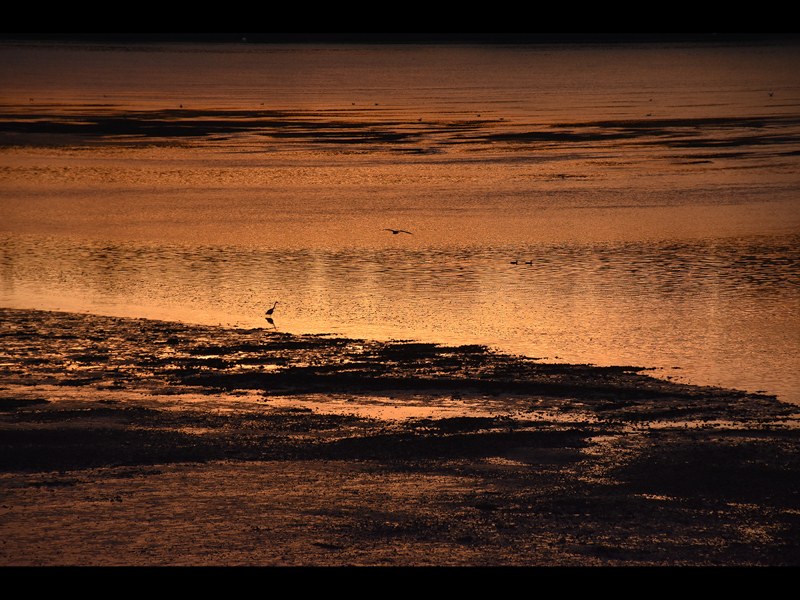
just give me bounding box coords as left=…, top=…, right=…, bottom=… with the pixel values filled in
left=2, top=308, right=799, bottom=565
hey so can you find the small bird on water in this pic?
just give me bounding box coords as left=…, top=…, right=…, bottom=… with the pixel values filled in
left=384, top=229, right=413, bottom=235
left=265, top=301, right=278, bottom=317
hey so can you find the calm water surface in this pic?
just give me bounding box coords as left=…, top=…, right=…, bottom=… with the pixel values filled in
left=2, top=40, right=799, bottom=402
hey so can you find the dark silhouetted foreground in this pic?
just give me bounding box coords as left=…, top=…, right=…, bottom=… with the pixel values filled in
left=1, top=308, right=798, bottom=565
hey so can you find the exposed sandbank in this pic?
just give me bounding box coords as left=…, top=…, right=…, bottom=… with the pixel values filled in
left=2, top=308, right=799, bottom=565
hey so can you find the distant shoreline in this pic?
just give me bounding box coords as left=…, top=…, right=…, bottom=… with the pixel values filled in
left=3, top=33, right=799, bottom=47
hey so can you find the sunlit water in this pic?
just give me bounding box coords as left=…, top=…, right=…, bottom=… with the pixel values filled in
left=2, top=39, right=799, bottom=403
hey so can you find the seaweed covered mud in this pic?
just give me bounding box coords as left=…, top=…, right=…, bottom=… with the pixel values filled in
left=1, top=307, right=799, bottom=566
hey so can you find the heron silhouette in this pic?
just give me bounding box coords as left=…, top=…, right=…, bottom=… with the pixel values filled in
left=265, top=301, right=278, bottom=317
left=384, top=229, right=412, bottom=235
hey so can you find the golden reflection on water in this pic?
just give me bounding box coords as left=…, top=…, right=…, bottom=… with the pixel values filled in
left=3, top=225, right=798, bottom=403
left=1, top=40, right=800, bottom=403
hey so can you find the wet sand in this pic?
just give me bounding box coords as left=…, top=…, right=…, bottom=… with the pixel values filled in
left=2, top=307, right=799, bottom=565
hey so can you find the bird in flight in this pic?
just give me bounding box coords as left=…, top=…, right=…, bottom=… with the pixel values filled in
left=384, top=229, right=413, bottom=235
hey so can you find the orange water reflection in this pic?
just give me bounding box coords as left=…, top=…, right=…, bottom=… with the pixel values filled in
left=2, top=40, right=799, bottom=403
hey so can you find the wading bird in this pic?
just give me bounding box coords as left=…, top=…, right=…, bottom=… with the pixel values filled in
left=265, top=301, right=278, bottom=317
left=384, top=229, right=413, bottom=235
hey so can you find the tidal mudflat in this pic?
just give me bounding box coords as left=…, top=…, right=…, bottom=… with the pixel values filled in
left=2, top=307, right=799, bottom=566
left=2, top=38, right=800, bottom=565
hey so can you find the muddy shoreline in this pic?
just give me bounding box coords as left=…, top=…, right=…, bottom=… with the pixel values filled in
left=2, top=307, right=799, bottom=565
left=3, top=104, right=799, bottom=157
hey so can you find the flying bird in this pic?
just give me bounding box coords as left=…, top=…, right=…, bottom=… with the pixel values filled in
left=265, top=301, right=278, bottom=317
left=384, top=229, right=413, bottom=235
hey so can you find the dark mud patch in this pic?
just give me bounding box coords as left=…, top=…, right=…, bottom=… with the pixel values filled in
left=0, top=106, right=481, bottom=150
left=3, top=106, right=799, bottom=162
left=0, top=397, right=50, bottom=411
left=2, top=307, right=799, bottom=565
left=615, top=428, right=800, bottom=505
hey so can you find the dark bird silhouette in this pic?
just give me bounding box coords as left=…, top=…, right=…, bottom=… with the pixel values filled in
left=510, top=260, right=518, bottom=265
left=265, top=301, right=278, bottom=317
left=384, top=229, right=413, bottom=235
